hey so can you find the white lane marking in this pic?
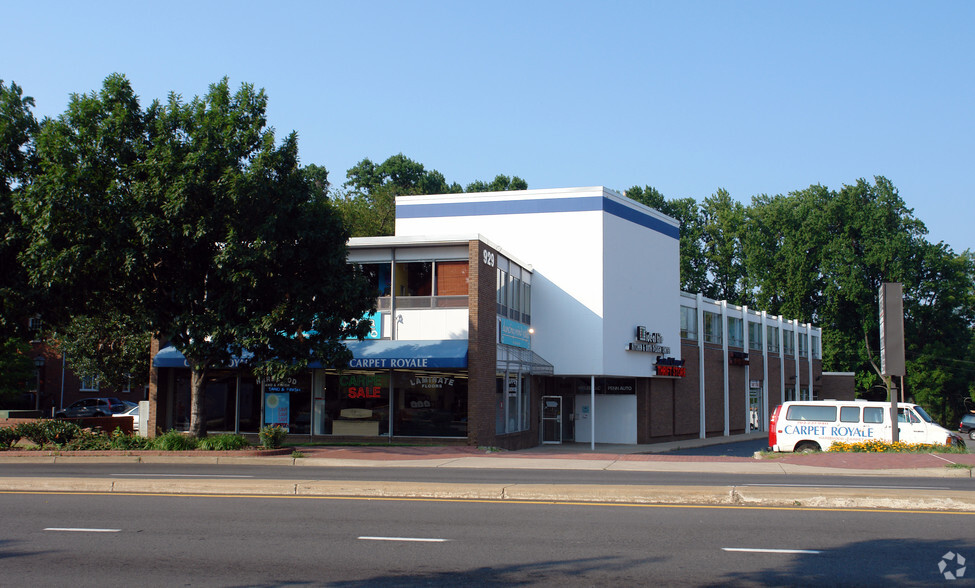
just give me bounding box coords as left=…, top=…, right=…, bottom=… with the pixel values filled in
left=742, top=483, right=950, bottom=490
left=110, top=474, right=254, bottom=478
left=358, top=536, right=449, bottom=543
left=44, top=528, right=121, bottom=533
left=723, top=547, right=821, bottom=554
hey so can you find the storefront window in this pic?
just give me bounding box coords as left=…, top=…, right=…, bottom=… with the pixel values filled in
left=171, top=371, right=263, bottom=433
left=323, top=372, right=390, bottom=436
left=261, top=373, right=312, bottom=435
left=496, top=371, right=529, bottom=435
left=393, top=371, right=467, bottom=437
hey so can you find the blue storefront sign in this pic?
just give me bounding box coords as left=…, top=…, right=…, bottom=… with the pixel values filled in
left=499, top=317, right=531, bottom=349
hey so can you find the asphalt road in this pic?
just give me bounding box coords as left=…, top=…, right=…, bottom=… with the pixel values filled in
left=3, top=492, right=971, bottom=586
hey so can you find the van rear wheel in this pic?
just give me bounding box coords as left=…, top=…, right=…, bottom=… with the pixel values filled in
left=794, top=441, right=821, bottom=453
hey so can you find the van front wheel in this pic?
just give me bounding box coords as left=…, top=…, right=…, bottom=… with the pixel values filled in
left=794, top=441, right=821, bottom=453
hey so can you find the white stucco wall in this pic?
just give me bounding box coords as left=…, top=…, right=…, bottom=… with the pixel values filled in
left=395, top=187, right=680, bottom=378
left=573, top=394, right=638, bottom=444
left=601, top=201, right=681, bottom=376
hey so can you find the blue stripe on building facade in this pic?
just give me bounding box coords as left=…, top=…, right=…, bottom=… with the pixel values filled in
left=397, top=196, right=680, bottom=240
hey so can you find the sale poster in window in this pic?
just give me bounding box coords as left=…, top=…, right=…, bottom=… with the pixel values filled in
left=264, top=390, right=291, bottom=430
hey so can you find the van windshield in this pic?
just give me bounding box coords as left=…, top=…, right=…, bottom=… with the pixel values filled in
left=913, top=406, right=935, bottom=423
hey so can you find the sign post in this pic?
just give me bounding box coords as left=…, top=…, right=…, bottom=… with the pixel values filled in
left=879, top=283, right=905, bottom=443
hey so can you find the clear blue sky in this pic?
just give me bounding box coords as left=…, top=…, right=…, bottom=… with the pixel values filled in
left=5, top=0, right=973, bottom=253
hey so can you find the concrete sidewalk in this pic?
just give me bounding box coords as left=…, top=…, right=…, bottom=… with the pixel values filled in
left=2, top=432, right=974, bottom=511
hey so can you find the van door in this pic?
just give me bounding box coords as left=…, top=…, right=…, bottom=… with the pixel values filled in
left=897, top=407, right=927, bottom=443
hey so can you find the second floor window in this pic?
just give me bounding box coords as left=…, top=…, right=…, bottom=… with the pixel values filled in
left=704, top=312, right=722, bottom=344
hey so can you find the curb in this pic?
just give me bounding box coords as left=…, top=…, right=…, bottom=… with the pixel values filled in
left=2, top=477, right=974, bottom=511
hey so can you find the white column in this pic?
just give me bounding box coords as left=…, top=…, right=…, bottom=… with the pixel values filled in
left=761, top=311, right=769, bottom=429
left=742, top=306, right=750, bottom=432
left=590, top=374, right=596, bottom=451
left=793, top=319, right=801, bottom=400
left=697, top=293, right=706, bottom=439
left=806, top=323, right=814, bottom=399
left=778, top=315, right=786, bottom=405
left=721, top=300, right=729, bottom=437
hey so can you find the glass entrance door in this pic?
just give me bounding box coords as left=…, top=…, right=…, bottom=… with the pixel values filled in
left=541, top=396, right=562, bottom=444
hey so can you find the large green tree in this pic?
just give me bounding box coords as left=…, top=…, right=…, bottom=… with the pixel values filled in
left=1, top=80, right=39, bottom=338
left=53, top=313, right=151, bottom=392
left=625, top=185, right=708, bottom=293
left=0, top=80, right=41, bottom=405
left=465, top=174, right=527, bottom=193
left=625, top=176, right=975, bottom=424
left=333, top=154, right=529, bottom=237
left=16, top=75, right=374, bottom=436
left=699, top=188, right=747, bottom=303
left=334, top=154, right=461, bottom=236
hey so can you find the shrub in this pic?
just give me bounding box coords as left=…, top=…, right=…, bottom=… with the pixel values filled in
left=109, top=427, right=154, bottom=450
left=16, top=421, right=49, bottom=446
left=66, top=429, right=111, bottom=450
left=152, top=430, right=198, bottom=451
left=45, top=420, right=82, bottom=447
left=197, top=434, right=250, bottom=451
left=0, top=427, right=22, bottom=449
left=259, top=425, right=287, bottom=449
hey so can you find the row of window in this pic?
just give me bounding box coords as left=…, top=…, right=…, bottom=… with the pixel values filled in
left=680, top=307, right=820, bottom=358
left=357, top=259, right=534, bottom=324
left=360, top=260, right=470, bottom=298
left=497, top=258, right=531, bottom=324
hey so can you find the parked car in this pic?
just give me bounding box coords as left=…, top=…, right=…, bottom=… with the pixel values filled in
left=959, top=414, right=975, bottom=440
left=55, top=398, right=127, bottom=418
left=113, top=404, right=140, bottom=432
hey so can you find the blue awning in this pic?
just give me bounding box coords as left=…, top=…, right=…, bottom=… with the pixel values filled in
left=332, top=339, right=468, bottom=369
left=153, top=340, right=468, bottom=370
left=152, top=346, right=253, bottom=368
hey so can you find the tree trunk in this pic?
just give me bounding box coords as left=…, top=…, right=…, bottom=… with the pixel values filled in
left=189, top=365, right=208, bottom=438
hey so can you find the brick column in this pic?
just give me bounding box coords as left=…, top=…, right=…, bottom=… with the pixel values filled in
left=467, top=240, right=498, bottom=446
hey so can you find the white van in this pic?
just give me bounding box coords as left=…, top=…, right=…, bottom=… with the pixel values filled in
left=768, top=400, right=962, bottom=452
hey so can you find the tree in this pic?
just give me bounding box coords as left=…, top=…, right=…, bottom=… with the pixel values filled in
left=699, top=189, right=747, bottom=303
left=0, top=337, right=33, bottom=406
left=626, top=185, right=708, bottom=293
left=465, top=174, right=527, bottom=193
left=626, top=175, right=975, bottom=425
left=1, top=80, right=39, bottom=338
left=743, top=186, right=830, bottom=322
left=333, top=154, right=463, bottom=237
left=17, top=75, right=375, bottom=436
left=53, top=313, right=151, bottom=392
